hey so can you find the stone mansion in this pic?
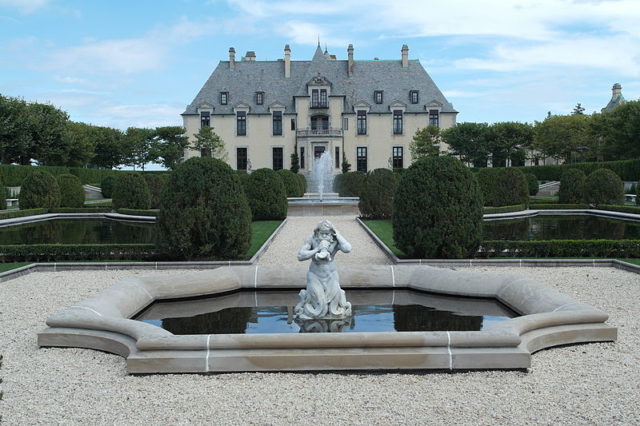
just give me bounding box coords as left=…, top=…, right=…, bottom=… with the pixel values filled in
left=182, top=43, right=457, bottom=173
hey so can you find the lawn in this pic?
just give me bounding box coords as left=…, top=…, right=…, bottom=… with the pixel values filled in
left=0, top=262, right=30, bottom=273
left=246, top=220, right=282, bottom=259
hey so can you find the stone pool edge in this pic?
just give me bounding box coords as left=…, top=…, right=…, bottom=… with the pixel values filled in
left=37, top=264, right=617, bottom=374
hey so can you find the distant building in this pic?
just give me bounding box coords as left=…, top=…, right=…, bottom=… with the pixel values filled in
left=181, top=43, right=457, bottom=173
left=601, top=83, right=626, bottom=113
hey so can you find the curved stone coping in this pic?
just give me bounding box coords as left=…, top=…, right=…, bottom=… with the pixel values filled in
left=38, top=264, right=616, bottom=373
left=484, top=208, right=640, bottom=221
left=0, top=212, right=155, bottom=227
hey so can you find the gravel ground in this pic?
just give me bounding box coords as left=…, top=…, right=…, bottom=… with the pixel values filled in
left=0, top=218, right=639, bottom=424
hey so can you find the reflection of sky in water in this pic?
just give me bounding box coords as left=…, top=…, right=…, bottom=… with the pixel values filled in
left=149, top=304, right=513, bottom=334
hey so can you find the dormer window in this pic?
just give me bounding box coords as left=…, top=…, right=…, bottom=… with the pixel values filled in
left=374, top=90, right=383, bottom=104
left=255, top=92, right=264, bottom=105
left=220, top=92, right=228, bottom=105
left=311, top=89, right=328, bottom=108
left=410, top=90, right=419, bottom=104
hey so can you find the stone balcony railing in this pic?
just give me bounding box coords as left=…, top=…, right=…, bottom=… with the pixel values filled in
left=296, top=128, right=343, bottom=137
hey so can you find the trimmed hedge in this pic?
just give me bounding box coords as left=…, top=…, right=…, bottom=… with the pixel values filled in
left=117, top=208, right=159, bottom=217
left=393, top=156, right=483, bottom=258
left=49, top=207, right=113, bottom=213
left=112, top=173, right=151, bottom=210
left=57, top=174, right=85, bottom=208
left=477, top=168, right=529, bottom=207
left=530, top=203, right=590, bottom=209
left=0, top=244, right=158, bottom=262
left=0, top=208, right=48, bottom=219
left=276, top=169, right=304, bottom=197
left=359, top=168, right=398, bottom=219
left=598, top=205, right=640, bottom=214
left=483, top=204, right=526, bottom=215
left=244, top=168, right=288, bottom=220
left=479, top=240, right=640, bottom=258
left=525, top=173, right=539, bottom=196
left=84, top=200, right=112, bottom=207
left=143, top=173, right=169, bottom=209
left=100, top=176, right=115, bottom=198
left=584, top=169, right=624, bottom=205
left=333, top=171, right=366, bottom=197
left=637, top=181, right=640, bottom=206
left=18, top=170, right=61, bottom=209
left=515, top=158, right=640, bottom=181
left=558, top=169, right=586, bottom=204
left=0, top=174, right=6, bottom=210
left=159, top=157, right=252, bottom=260
left=297, top=174, right=307, bottom=194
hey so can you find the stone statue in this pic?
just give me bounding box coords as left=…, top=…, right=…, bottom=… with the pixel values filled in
left=294, top=220, right=352, bottom=320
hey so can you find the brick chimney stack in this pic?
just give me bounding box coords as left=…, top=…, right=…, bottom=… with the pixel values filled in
left=284, top=44, right=291, bottom=78
left=347, top=44, right=354, bottom=77
left=229, top=47, right=236, bottom=69
left=401, top=44, right=409, bottom=68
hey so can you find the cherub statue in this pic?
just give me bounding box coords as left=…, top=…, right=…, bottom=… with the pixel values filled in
left=294, top=220, right=352, bottom=320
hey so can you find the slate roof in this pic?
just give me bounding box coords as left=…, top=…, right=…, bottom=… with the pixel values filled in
left=183, top=45, right=457, bottom=115
left=601, top=83, right=626, bottom=113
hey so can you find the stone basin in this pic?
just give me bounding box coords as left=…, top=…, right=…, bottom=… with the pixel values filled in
left=38, top=265, right=617, bottom=374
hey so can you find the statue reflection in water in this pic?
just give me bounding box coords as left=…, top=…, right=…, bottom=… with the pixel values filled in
left=294, top=220, right=353, bottom=323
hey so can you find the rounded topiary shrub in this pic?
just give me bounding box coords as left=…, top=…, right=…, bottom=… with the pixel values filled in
left=297, top=174, right=307, bottom=194
left=334, top=171, right=366, bottom=197
left=57, top=173, right=85, bottom=208
left=143, top=173, right=169, bottom=209
left=276, top=169, right=303, bottom=197
left=525, top=173, right=539, bottom=196
left=558, top=169, right=587, bottom=204
left=159, top=157, right=251, bottom=260
left=584, top=168, right=624, bottom=205
left=393, top=156, right=483, bottom=258
left=19, top=170, right=61, bottom=209
left=359, top=168, right=398, bottom=219
left=244, top=168, right=288, bottom=220
left=112, top=173, right=151, bottom=210
left=101, top=176, right=115, bottom=198
left=476, top=168, right=529, bottom=207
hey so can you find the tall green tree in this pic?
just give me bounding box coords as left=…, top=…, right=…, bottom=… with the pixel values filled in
left=91, top=126, right=126, bottom=169
left=29, top=102, right=71, bottom=166
left=410, top=125, right=440, bottom=160
left=572, top=103, right=586, bottom=115
left=592, top=100, right=640, bottom=160
left=65, top=121, right=96, bottom=167
left=486, top=122, right=534, bottom=167
left=152, top=126, right=189, bottom=170
left=192, top=126, right=226, bottom=160
left=123, top=127, right=155, bottom=170
left=441, top=122, right=490, bottom=167
left=0, top=94, right=32, bottom=164
left=533, top=114, right=594, bottom=163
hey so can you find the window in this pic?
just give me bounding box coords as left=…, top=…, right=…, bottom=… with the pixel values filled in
left=272, top=147, right=283, bottom=170
left=312, top=89, right=328, bottom=107
left=291, top=118, right=296, bottom=131
left=255, top=92, right=264, bottom=105
left=237, top=148, right=247, bottom=170
left=200, top=111, right=210, bottom=127
left=312, top=89, right=318, bottom=107
left=220, top=92, right=228, bottom=105
left=410, top=90, right=419, bottom=104
left=272, top=111, right=282, bottom=136
left=237, top=111, right=246, bottom=136
left=357, top=147, right=367, bottom=172
left=300, top=146, right=305, bottom=169
left=311, top=115, right=329, bottom=131
left=320, top=89, right=327, bottom=107
left=357, top=110, right=367, bottom=135
left=343, top=117, right=348, bottom=130
left=335, top=146, right=340, bottom=168
left=429, top=109, right=440, bottom=127
left=374, top=90, right=383, bottom=104
left=393, top=110, right=403, bottom=134
left=392, top=146, right=404, bottom=169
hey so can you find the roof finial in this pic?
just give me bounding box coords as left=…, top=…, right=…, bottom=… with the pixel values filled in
left=317, top=36, right=320, bottom=48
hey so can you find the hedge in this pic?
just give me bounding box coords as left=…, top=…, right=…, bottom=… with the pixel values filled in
left=598, top=205, right=640, bottom=214
left=333, top=171, right=366, bottom=197
left=116, top=208, right=159, bottom=217
left=112, top=173, right=151, bottom=210
left=529, top=203, right=590, bottom=210
left=558, top=169, right=587, bottom=204
left=515, top=158, right=640, bottom=181
left=0, top=208, right=48, bottom=220
left=479, top=240, right=640, bottom=258
left=0, top=244, right=158, bottom=262
left=18, top=170, right=61, bottom=209
left=584, top=169, right=624, bottom=205
left=483, top=204, right=526, bottom=215
left=49, top=207, right=113, bottom=213
left=57, top=174, right=85, bottom=208
left=476, top=167, right=529, bottom=207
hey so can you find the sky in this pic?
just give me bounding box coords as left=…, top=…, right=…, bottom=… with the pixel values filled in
left=1, top=0, right=639, bottom=131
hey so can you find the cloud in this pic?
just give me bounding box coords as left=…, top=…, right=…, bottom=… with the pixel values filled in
left=0, top=0, right=50, bottom=14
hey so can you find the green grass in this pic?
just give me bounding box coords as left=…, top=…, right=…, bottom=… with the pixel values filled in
left=0, top=262, right=30, bottom=273
left=246, top=220, right=282, bottom=259
left=362, top=220, right=407, bottom=258
left=620, top=258, right=640, bottom=266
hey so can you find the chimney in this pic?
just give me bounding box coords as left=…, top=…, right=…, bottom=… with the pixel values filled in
left=401, top=44, right=409, bottom=68
left=229, top=47, right=236, bottom=69
left=242, top=51, right=256, bottom=61
left=612, top=83, right=622, bottom=98
left=347, top=44, right=354, bottom=77
left=284, top=44, right=291, bottom=78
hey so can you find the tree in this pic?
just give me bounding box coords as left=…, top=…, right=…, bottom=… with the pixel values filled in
left=593, top=101, right=640, bottom=160
left=19, top=170, right=61, bottom=209
left=0, top=94, right=33, bottom=164
left=341, top=153, right=351, bottom=173
left=91, top=126, right=126, bottom=169
left=192, top=126, right=226, bottom=160
left=486, top=122, right=534, bottom=167
left=152, top=126, right=189, bottom=170
left=65, top=121, right=96, bottom=167
left=533, top=114, right=594, bottom=163
left=290, top=151, right=300, bottom=173
left=29, top=102, right=71, bottom=166
left=410, top=126, right=440, bottom=160
left=123, top=127, right=155, bottom=170
left=441, top=122, right=490, bottom=167
left=572, top=103, right=586, bottom=115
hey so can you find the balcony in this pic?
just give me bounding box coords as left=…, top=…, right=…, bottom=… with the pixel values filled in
left=296, top=128, right=343, bottom=138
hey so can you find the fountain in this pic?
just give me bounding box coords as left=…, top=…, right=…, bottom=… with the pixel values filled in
left=310, top=151, right=335, bottom=200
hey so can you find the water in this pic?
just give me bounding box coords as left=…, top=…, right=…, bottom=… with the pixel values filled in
left=135, top=289, right=517, bottom=334
left=0, top=218, right=157, bottom=245
left=310, top=152, right=334, bottom=199
left=483, top=215, right=640, bottom=240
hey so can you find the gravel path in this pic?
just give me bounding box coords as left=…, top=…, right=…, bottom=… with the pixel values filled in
left=0, top=219, right=639, bottom=424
